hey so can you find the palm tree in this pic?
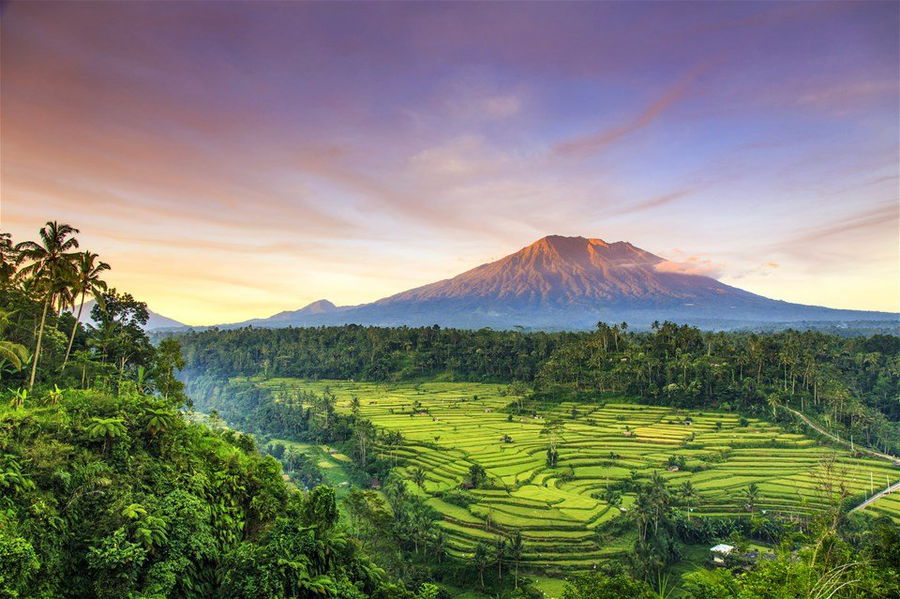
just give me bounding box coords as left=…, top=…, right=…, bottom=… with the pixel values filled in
left=411, top=466, right=427, bottom=490
left=493, top=535, right=507, bottom=580
left=679, top=480, right=698, bottom=519
left=508, top=530, right=524, bottom=589
left=472, top=542, right=489, bottom=588
left=15, top=221, right=80, bottom=389
left=744, top=482, right=760, bottom=513
left=61, top=251, right=109, bottom=371
left=766, top=393, right=780, bottom=418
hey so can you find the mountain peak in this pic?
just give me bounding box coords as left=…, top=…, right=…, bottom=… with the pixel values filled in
left=232, top=234, right=893, bottom=330
left=299, top=299, right=337, bottom=314
left=517, top=235, right=662, bottom=268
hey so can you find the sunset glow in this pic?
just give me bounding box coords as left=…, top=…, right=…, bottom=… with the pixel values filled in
left=2, top=1, right=897, bottom=324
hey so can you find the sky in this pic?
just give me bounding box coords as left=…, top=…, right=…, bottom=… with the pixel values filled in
left=1, top=0, right=898, bottom=325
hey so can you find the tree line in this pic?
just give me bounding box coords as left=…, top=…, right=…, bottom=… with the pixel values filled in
left=175, top=320, right=899, bottom=454
left=175, top=323, right=574, bottom=382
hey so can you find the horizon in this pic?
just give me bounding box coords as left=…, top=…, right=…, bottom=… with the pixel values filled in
left=2, top=1, right=899, bottom=325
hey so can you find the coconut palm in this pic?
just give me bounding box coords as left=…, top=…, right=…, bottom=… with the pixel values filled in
left=493, top=535, right=507, bottom=580
left=472, top=541, right=489, bottom=588
left=411, top=466, right=426, bottom=490
left=61, top=251, right=109, bottom=371
left=508, top=530, right=524, bottom=589
left=14, top=221, right=80, bottom=389
left=744, top=482, right=760, bottom=513
left=679, top=480, right=698, bottom=519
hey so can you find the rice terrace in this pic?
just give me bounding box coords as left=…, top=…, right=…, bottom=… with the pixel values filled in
left=202, top=377, right=900, bottom=584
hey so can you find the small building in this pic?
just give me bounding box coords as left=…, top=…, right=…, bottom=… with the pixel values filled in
left=710, top=544, right=734, bottom=565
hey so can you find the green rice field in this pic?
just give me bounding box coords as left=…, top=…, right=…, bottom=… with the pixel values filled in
left=257, top=379, right=900, bottom=573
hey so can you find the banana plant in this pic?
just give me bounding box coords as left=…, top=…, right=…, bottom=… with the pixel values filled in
left=8, top=387, right=27, bottom=410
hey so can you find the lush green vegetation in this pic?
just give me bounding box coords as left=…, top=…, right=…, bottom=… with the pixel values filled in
left=178, top=325, right=572, bottom=383
left=4, top=221, right=898, bottom=599
left=0, top=223, right=433, bottom=599
left=177, top=321, right=900, bottom=455
left=0, top=388, right=418, bottom=598
left=188, top=380, right=899, bottom=571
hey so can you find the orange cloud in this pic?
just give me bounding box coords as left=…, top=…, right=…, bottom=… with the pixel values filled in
left=654, top=256, right=725, bottom=278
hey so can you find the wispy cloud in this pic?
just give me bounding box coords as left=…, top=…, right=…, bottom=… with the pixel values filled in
left=553, top=66, right=708, bottom=157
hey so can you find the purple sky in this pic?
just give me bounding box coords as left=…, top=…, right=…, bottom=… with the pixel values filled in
left=2, top=1, right=898, bottom=324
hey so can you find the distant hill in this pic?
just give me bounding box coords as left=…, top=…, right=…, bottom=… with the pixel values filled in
left=239, top=299, right=348, bottom=327
left=80, top=299, right=187, bottom=331
left=224, top=235, right=898, bottom=331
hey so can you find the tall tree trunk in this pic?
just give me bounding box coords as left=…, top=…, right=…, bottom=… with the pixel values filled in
left=28, top=294, right=51, bottom=390
left=61, top=290, right=86, bottom=371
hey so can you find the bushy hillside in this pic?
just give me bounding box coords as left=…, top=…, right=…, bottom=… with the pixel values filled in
left=0, top=388, right=409, bottom=599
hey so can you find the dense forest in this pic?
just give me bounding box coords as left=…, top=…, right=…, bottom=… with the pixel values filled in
left=0, top=223, right=426, bottom=599
left=175, top=322, right=899, bottom=454
left=176, top=325, right=573, bottom=382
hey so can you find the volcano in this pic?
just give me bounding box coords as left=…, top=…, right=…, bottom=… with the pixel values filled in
left=230, top=235, right=896, bottom=330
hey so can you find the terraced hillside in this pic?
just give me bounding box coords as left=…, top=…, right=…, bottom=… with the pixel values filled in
left=257, top=379, right=900, bottom=572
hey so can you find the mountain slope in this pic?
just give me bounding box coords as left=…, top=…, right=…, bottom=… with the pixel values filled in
left=378, top=235, right=748, bottom=307
left=230, top=235, right=897, bottom=330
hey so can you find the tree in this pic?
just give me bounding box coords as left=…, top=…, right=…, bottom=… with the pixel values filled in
left=744, top=482, right=760, bottom=513
left=603, top=487, right=623, bottom=509
left=90, top=289, right=153, bottom=385
left=562, top=571, right=654, bottom=599
left=0, top=232, right=19, bottom=282
left=302, top=486, right=338, bottom=532
left=493, top=535, right=507, bottom=580
left=85, top=417, right=128, bottom=453
left=467, top=463, right=487, bottom=489
left=352, top=419, right=375, bottom=469
left=411, top=466, right=426, bottom=490
left=679, top=480, right=698, bottom=519
left=151, top=338, right=187, bottom=405
left=61, top=251, right=109, bottom=371
left=508, top=530, right=524, bottom=589
left=14, top=221, right=80, bottom=389
left=472, top=541, right=489, bottom=588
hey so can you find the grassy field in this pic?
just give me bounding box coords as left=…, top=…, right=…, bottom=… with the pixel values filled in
left=255, top=378, right=900, bottom=574
left=270, top=439, right=355, bottom=496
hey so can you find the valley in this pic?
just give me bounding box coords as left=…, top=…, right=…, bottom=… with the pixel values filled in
left=223, top=377, right=900, bottom=588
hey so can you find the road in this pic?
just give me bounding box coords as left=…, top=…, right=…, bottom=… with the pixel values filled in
left=849, top=479, right=900, bottom=513
left=781, top=406, right=900, bottom=465
left=779, top=406, right=900, bottom=513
